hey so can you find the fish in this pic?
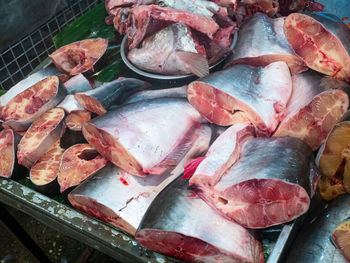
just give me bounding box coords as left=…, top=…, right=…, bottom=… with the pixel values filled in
left=273, top=70, right=349, bottom=150
left=235, top=0, right=279, bottom=21
left=57, top=95, right=85, bottom=113
left=29, top=140, right=64, bottom=195
left=0, top=129, right=16, bottom=178
left=209, top=0, right=237, bottom=8
left=49, top=38, right=108, bottom=75
left=65, top=110, right=91, bottom=131
left=190, top=136, right=320, bottom=229
left=57, top=144, right=107, bottom=192
left=135, top=177, right=264, bottom=263
left=63, top=74, right=92, bottom=95
left=332, top=219, right=350, bottom=262
left=106, top=0, right=155, bottom=15
left=0, top=65, right=62, bottom=107
left=284, top=193, right=350, bottom=263
left=117, top=4, right=219, bottom=49
left=82, top=98, right=204, bottom=176
left=316, top=118, right=350, bottom=200
left=225, top=13, right=307, bottom=75
left=68, top=124, right=212, bottom=236
left=155, top=0, right=228, bottom=18
left=125, top=86, right=187, bottom=104
left=187, top=61, right=292, bottom=135
left=17, top=108, right=65, bottom=169
left=128, top=24, right=209, bottom=77
left=284, top=12, right=350, bottom=82
left=1, top=76, right=67, bottom=131
left=74, top=78, right=150, bottom=115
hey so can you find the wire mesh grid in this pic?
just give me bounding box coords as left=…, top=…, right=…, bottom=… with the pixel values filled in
left=0, top=0, right=102, bottom=91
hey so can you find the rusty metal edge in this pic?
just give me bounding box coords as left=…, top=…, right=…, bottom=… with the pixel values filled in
left=0, top=177, right=177, bottom=263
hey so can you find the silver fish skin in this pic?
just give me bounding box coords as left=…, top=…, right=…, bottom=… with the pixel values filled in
left=156, top=0, right=226, bottom=17
left=0, top=65, right=61, bottom=107
left=127, top=24, right=209, bottom=77
left=82, top=98, right=205, bottom=176
left=69, top=124, right=212, bottom=236
left=57, top=95, right=85, bottom=114
left=63, top=74, right=92, bottom=94
left=225, top=13, right=307, bottom=75
left=125, top=86, right=187, bottom=104
left=135, top=177, right=264, bottom=263
left=190, top=136, right=320, bottom=229
left=285, top=194, right=350, bottom=263
left=74, top=78, right=150, bottom=115
left=187, top=61, right=292, bottom=135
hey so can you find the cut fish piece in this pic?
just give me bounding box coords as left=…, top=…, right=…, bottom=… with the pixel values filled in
left=274, top=70, right=349, bottom=150
left=30, top=140, right=64, bottom=194
left=82, top=98, right=204, bottom=176
left=187, top=61, right=292, bottom=135
left=1, top=76, right=67, bottom=131
left=0, top=129, right=16, bottom=178
left=106, top=0, right=155, bottom=15
left=69, top=124, right=211, bottom=235
left=190, top=136, right=320, bottom=229
left=49, top=38, right=108, bottom=75
left=57, top=95, right=85, bottom=113
left=119, top=5, right=219, bottom=49
left=189, top=123, right=255, bottom=188
left=17, top=108, right=65, bottom=169
left=57, top=144, right=107, bottom=192
left=284, top=12, right=350, bottom=82
left=0, top=65, right=61, bottom=107
left=316, top=120, right=350, bottom=200
left=136, top=177, right=264, bottom=263
left=225, top=13, right=307, bottom=75
left=125, top=86, right=187, bottom=104
left=332, top=220, right=350, bottom=262
left=74, top=78, right=149, bottom=115
left=65, top=110, right=91, bottom=131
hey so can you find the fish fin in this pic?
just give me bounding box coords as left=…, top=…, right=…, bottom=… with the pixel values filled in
left=182, top=156, right=206, bottom=180
left=176, top=51, right=209, bottom=78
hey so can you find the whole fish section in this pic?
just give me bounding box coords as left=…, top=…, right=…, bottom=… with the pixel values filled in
left=274, top=70, right=349, bottom=150
left=74, top=78, right=150, bottom=115
left=0, top=129, right=16, bottom=178
left=69, top=124, right=212, bottom=236
left=49, top=38, right=108, bottom=75
left=17, top=108, right=65, bottom=169
left=117, top=5, right=219, bottom=49
left=187, top=61, right=292, bottom=135
left=285, top=194, right=350, bottom=263
left=316, top=119, right=350, bottom=200
left=0, top=65, right=61, bottom=107
left=1, top=76, right=67, bottom=131
left=284, top=12, right=350, bottom=82
left=136, top=177, right=264, bottom=263
left=57, top=144, right=107, bottom=192
left=82, top=98, right=204, bottom=176
left=128, top=24, right=209, bottom=77
left=225, top=13, right=307, bottom=75
left=190, top=136, right=320, bottom=229
left=125, top=86, right=187, bottom=104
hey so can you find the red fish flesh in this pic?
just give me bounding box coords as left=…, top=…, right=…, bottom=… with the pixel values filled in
left=82, top=98, right=204, bottom=176
left=49, top=38, right=108, bottom=75
left=136, top=177, right=264, bottom=263
left=17, top=108, right=65, bottom=169
left=69, top=124, right=211, bottom=235
left=127, top=24, right=209, bottom=77
left=274, top=70, right=349, bottom=150
left=225, top=13, right=307, bottom=75
left=1, top=76, right=66, bottom=131
left=187, top=61, right=292, bottom=135
left=284, top=12, right=350, bottom=82
left=190, top=136, right=320, bottom=229
left=57, top=144, right=107, bottom=192
left=0, top=129, right=16, bottom=178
